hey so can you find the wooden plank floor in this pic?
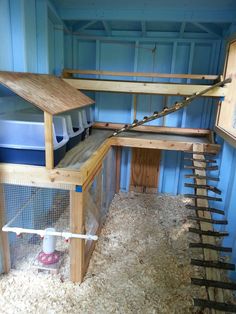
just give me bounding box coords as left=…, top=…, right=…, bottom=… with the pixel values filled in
left=57, top=129, right=218, bottom=171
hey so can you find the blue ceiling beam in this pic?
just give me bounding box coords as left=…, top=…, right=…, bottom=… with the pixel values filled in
left=192, top=22, right=223, bottom=38
left=102, top=21, right=112, bottom=36
left=58, top=9, right=236, bottom=23
left=179, top=22, right=186, bottom=38
left=141, top=21, right=146, bottom=37
left=73, top=20, right=98, bottom=32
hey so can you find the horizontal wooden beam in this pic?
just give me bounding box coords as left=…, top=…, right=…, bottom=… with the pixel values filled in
left=110, top=136, right=220, bottom=154
left=0, top=130, right=220, bottom=188
left=63, top=69, right=219, bottom=80
left=64, top=78, right=227, bottom=97
left=0, top=164, right=81, bottom=189
left=93, top=122, right=211, bottom=137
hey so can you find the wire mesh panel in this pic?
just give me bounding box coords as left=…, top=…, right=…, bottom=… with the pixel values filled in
left=84, top=148, right=117, bottom=257
left=2, top=184, right=70, bottom=274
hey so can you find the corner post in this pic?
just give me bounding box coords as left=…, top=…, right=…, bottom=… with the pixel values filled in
left=70, top=188, right=85, bottom=283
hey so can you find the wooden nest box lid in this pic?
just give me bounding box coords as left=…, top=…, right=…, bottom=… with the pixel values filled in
left=0, top=71, right=94, bottom=115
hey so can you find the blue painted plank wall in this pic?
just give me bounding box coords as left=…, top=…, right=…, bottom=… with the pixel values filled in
left=69, top=35, right=222, bottom=194
left=0, top=0, right=65, bottom=273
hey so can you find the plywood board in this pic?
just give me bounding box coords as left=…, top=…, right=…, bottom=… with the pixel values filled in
left=0, top=71, right=94, bottom=115
left=130, top=148, right=161, bottom=193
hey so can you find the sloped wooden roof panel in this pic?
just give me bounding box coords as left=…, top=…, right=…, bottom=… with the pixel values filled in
left=0, top=71, right=94, bottom=115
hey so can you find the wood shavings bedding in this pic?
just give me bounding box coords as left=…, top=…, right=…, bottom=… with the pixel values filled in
left=0, top=192, right=234, bottom=313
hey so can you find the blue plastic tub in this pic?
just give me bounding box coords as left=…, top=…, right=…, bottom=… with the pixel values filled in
left=0, top=116, right=69, bottom=166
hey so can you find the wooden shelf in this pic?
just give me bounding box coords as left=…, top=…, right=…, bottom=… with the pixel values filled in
left=0, top=129, right=220, bottom=190
left=63, top=78, right=227, bottom=97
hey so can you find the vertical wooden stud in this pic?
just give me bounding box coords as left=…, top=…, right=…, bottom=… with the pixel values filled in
left=0, top=186, right=10, bottom=273
left=44, top=111, right=54, bottom=169
left=70, top=190, right=85, bottom=283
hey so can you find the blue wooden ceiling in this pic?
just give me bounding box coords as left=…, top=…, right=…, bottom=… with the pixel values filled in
left=51, top=0, right=236, bottom=38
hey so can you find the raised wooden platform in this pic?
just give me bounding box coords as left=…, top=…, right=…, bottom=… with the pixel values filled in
left=0, top=128, right=219, bottom=190
left=0, top=127, right=220, bottom=284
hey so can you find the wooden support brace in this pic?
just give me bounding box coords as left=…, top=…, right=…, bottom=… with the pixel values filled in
left=0, top=186, right=10, bottom=273
left=70, top=190, right=85, bottom=283
left=44, top=112, right=54, bottom=170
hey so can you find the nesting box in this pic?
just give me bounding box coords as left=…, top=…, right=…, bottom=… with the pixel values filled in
left=0, top=71, right=94, bottom=169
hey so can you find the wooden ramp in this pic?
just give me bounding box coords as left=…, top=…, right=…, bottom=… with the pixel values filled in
left=184, top=143, right=236, bottom=314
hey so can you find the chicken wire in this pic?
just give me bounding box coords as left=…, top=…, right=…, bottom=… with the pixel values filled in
left=1, top=148, right=117, bottom=276
left=2, top=184, right=70, bottom=270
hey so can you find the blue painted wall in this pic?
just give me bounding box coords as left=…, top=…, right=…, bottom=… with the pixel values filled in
left=0, top=0, right=65, bottom=273
left=69, top=35, right=222, bottom=194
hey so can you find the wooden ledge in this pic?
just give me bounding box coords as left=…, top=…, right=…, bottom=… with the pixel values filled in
left=0, top=129, right=220, bottom=189
left=64, top=78, right=227, bottom=97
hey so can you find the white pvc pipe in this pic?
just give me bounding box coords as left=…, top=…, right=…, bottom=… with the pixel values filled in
left=2, top=226, right=98, bottom=241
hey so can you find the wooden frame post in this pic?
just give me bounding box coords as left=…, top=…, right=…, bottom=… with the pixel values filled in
left=44, top=111, right=54, bottom=169
left=0, top=186, right=10, bottom=273
left=70, top=189, right=85, bottom=283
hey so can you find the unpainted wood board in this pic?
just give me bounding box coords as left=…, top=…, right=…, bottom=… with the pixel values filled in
left=63, top=69, right=219, bottom=80
left=93, top=122, right=211, bottom=137
left=70, top=190, right=85, bottom=283
left=0, top=71, right=94, bottom=115
left=130, top=148, right=161, bottom=193
left=64, top=78, right=227, bottom=97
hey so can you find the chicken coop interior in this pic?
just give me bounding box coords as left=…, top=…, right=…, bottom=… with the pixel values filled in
left=1, top=0, right=236, bottom=313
